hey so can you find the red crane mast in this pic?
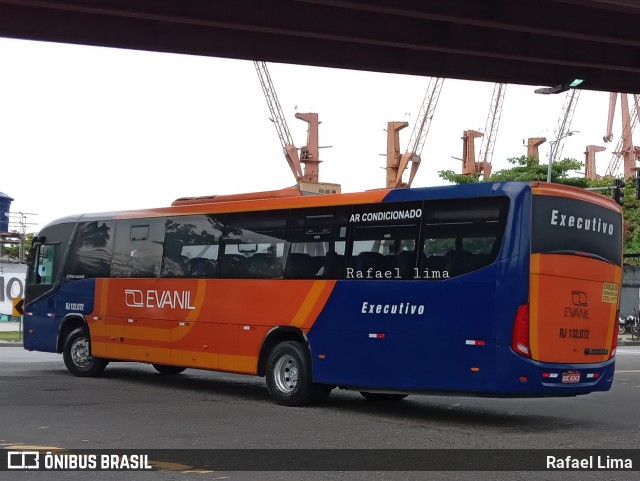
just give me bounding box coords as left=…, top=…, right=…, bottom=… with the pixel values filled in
left=386, top=77, right=444, bottom=188
left=254, top=61, right=323, bottom=184
left=461, top=83, right=506, bottom=179
left=604, top=93, right=640, bottom=178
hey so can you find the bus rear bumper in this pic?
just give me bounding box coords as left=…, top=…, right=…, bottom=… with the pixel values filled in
left=492, top=349, right=615, bottom=396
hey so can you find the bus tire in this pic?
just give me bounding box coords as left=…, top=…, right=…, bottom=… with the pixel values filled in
left=62, top=327, right=108, bottom=377
left=152, top=364, right=186, bottom=375
left=266, top=341, right=331, bottom=406
left=360, top=392, right=409, bottom=402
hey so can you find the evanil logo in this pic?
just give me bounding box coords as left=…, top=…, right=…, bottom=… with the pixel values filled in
left=125, top=289, right=196, bottom=310
left=550, top=209, right=614, bottom=236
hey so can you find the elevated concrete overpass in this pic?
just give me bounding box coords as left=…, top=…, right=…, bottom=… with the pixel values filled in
left=0, top=0, right=639, bottom=93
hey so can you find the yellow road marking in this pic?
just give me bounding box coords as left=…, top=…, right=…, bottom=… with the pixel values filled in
left=148, top=460, right=193, bottom=471
left=5, top=444, right=64, bottom=450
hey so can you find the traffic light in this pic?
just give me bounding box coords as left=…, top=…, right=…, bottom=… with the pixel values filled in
left=613, top=179, right=625, bottom=205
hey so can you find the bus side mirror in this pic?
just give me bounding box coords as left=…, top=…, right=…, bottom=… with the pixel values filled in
left=26, top=248, right=35, bottom=267
left=26, top=236, right=45, bottom=267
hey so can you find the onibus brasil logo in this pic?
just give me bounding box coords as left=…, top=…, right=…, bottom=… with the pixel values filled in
left=7, top=450, right=152, bottom=470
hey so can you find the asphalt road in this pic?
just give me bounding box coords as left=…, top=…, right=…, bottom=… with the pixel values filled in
left=1, top=345, right=639, bottom=481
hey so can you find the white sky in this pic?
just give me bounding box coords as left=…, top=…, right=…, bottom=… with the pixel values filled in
left=0, top=37, right=624, bottom=233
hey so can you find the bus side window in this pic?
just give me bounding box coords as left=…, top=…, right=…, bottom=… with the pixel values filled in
left=161, top=239, right=191, bottom=278
left=188, top=257, right=218, bottom=278
left=162, top=214, right=224, bottom=278
left=111, top=218, right=166, bottom=278
left=284, top=252, right=317, bottom=278
left=420, top=197, right=509, bottom=279
left=348, top=202, right=421, bottom=280
left=322, top=248, right=346, bottom=279
left=222, top=211, right=288, bottom=279
left=64, top=221, right=115, bottom=280
left=286, top=206, right=350, bottom=279
left=285, top=241, right=346, bottom=279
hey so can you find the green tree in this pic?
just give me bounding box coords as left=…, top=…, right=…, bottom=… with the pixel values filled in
left=2, top=233, right=35, bottom=261
left=617, top=180, right=640, bottom=254
left=579, top=177, right=640, bottom=254
left=439, top=155, right=587, bottom=186
left=439, top=155, right=640, bottom=254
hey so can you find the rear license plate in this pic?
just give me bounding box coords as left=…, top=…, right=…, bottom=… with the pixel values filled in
left=562, top=371, right=581, bottom=383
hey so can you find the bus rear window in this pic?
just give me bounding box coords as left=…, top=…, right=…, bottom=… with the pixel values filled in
left=532, top=195, right=622, bottom=265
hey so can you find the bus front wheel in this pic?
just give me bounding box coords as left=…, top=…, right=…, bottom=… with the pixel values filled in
left=265, top=341, right=331, bottom=406
left=63, top=327, right=108, bottom=377
left=152, top=364, right=186, bottom=375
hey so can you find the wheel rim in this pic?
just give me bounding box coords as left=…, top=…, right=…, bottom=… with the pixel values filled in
left=71, top=336, right=92, bottom=368
left=273, top=354, right=299, bottom=394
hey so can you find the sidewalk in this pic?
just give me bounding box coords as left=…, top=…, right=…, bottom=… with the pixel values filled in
left=618, top=333, right=640, bottom=346
left=0, top=321, right=20, bottom=332
left=0, top=321, right=23, bottom=345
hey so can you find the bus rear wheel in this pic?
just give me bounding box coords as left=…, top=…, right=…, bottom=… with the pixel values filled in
left=63, top=327, right=108, bottom=377
left=266, top=341, right=331, bottom=406
left=152, top=364, right=186, bottom=375
left=360, top=392, right=409, bottom=402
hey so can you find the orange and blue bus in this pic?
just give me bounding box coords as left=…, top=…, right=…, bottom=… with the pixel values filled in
left=24, top=181, right=622, bottom=405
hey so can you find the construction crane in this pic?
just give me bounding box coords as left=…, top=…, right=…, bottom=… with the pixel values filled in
left=386, top=77, right=444, bottom=188
left=548, top=90, right=581, bottom=165
left=526, top=137, right=546, bottom=162
left=254, top=61, right=323, bottom=185
left=476, top=83, right=507, bottom=179
left=524, top=90, right=578, bottom=168
left=604, top=93, right=640, bottom=178
left=461, top=130, right=483, bottom=175
left=584, top=145, right=605, bottom=180
left=461, top=83, right=506, bottom=179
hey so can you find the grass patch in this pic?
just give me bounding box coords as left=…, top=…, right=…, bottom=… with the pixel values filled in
left=0, top=331, right=22, bottom=341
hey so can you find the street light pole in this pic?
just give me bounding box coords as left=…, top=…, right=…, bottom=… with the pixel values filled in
left=546, top=131, right=578, bottom=183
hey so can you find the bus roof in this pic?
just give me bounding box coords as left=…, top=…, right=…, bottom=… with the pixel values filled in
left=530, top=182, right=623, bottom=213
left=38, top=181, right=620, bottom=231
left=171, top=188, right=306, bottom=206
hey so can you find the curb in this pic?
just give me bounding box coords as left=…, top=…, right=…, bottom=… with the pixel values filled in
left=618, top=335, right=640, bottom=346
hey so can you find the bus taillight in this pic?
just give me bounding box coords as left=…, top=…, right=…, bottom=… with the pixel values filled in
left=512, top=303, right=531, bottom=358
left=609, top=309, right=619, bottom=359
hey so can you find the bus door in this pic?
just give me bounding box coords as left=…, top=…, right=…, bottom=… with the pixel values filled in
left=107, top=219, right=171, bottom=363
